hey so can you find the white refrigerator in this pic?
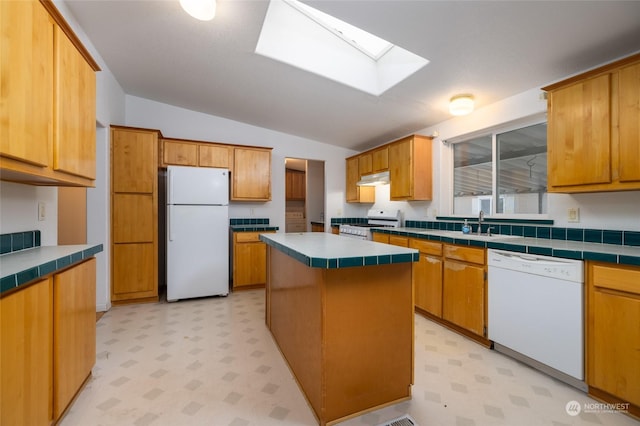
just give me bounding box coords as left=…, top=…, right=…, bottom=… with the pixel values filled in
left=166, top=165, right=229, bottom=301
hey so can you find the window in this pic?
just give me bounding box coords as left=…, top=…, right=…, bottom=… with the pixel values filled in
left=453, top=122, right=547, bottom=216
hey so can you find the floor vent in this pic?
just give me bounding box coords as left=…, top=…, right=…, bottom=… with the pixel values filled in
left=378, top=414, right=417, bottom=426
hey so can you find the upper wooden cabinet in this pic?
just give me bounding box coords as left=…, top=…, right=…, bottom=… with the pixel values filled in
left=286, top=169, right=306, bottom=201
left=371, top=146, right=389, bottom=173
left=388, top=135, right=433, bottom=200
left=232, top=147, right=272, bottom=201
left=0, top=0, right=99, bottom=187
left=543, top=53, right=640, bottom=193
left=345, top=156, right=374, bottom=203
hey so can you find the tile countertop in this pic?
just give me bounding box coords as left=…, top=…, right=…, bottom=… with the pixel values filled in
left=0, top=244, right=103, bottom=295
left=375, top=228, right=640, bottom=266
left=260, top=232, right=418, bottom=269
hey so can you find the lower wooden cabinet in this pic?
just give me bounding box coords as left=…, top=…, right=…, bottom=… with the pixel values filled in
left=1, top=278, right=52, bottom=426
left=410, top=239, right=443, bottom=317
left=233, top=231, right=275, bottom=289
left=0, top=258, right=97, bottom=425
left=587, top=261, right=640, bottom=413
left=53, top=258, right=97, bottom=419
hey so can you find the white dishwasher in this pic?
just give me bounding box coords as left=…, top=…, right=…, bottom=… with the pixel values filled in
left=488, top=249, right=585, bottom=390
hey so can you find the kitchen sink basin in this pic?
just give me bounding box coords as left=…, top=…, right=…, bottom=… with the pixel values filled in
left=417, top=230, right=522, bottom=242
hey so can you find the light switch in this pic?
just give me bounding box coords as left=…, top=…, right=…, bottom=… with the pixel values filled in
left=38, top=202, right=46, bottom=221
left=567, top=207, right=580, bottom=223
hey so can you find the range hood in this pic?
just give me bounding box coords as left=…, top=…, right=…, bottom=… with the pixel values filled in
left=357, top=171, right=390, bottom=186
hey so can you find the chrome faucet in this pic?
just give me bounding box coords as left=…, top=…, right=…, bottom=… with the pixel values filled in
left=477, top=210, right=484, bottom=235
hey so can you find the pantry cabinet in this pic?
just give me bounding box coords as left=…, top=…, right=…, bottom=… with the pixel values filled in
left=345, top=156, right=374, bottom=203
left=586, top=261, right=640, bottom=413
left=232, top=147, right=272, bottom=201
left=543, top=53, right=640, bottom=193
left=388, top=135, right=433, bottom=200
left=0, top=278, right=52, bottom=426
left=442, top=244, right=486, bottom=339
left=111, top=126, right=159, bottom=303
left=410, top=239, right=443, bottom=317
left=0, top=0, right=99, bottom=187
left=233, top=231, right=275, bottom=289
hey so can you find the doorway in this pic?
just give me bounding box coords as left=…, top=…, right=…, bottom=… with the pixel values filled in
left=284, top=158, right=325, bottom=232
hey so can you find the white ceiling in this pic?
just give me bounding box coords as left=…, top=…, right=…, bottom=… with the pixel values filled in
left=65, top=0, right=640, bottom=152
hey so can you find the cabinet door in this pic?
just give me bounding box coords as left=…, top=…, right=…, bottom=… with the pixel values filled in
left=1, top=278, right=52, bottom=426
left=345, top=156, right=374, bottom=203
left=234, top=238, right=267, bottom=287
left=112, top=128, right=157, bottom=193
left=163, top=140, right=197, bottom=166
left=547, top=74, right=611, bottom=187
left=389, top=235, right=409, bottom=247
left=358, top=153, right=372, bottom=176
left=112, top=243, right=157, bottom=299
left=588, top=263, right=640, bottom=406
left=286, top=169, right=306, bottom=200
left=199, top=144, right=231, bottom=168
left=372, top=147, right=389, bottom=172
left=112, top=194, right=155, bottom=243
left=372, top=233, right=389, bottom=244
left=389, top=137, right=413, bottom=199
left=414, top=254, right=443, bottom=316
left=618, top=62, right=640, bottom=183
left=54, top=25, right=96, bottom=179
left=53, top=258, right=96, bottom=419
left=232, top=147, right=271, bottom=200
left=443, top=260, right=485, bottom=336
left=0, top=0, right=52, bottom=168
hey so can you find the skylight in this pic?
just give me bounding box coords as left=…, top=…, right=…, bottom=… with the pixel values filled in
left=255, top=0, right=429, bottom=96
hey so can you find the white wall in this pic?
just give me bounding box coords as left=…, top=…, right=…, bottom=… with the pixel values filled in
left=0, top=182, right=58, bottom=245
left=124, top=96, right=359, bottom=231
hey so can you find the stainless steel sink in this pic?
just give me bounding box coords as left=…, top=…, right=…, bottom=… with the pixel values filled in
left=417, top=230, right=521, bottom=242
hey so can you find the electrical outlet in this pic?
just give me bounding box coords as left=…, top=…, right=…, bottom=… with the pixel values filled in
left=336, top=209, right=342, bottom=217
left=38, top=202, right=46, bottom=221
left=567, top=207, right=580, bottom=223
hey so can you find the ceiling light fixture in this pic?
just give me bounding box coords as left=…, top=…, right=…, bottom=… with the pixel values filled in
left=449, top=94, right=474, bottom=116
left=180, top=0, right=216, bottom=21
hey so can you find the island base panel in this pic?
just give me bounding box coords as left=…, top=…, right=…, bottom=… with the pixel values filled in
left=267, top=247, right=414, bottom=425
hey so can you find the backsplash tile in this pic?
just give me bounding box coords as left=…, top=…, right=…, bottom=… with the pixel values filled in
left=404, top=219, right=640, bottom=248
left=230, top=218, right=270, bottom=225
left=0, top=231, right=41, bottom=255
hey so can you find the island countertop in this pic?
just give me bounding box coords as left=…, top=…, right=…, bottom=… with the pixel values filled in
left=260, top=232, right=418, bottom=268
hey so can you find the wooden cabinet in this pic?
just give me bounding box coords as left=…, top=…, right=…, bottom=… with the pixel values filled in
left=587, top=262, right=640, bottom=413
left=0, top=0, right=99, bottom=187
left=442, top=245, right=486, bottom=339
left=1, top=278, right=52, bottom=426
left=53, top=258, right=96, bottom=419
left=372, top=232, right=389, bottom=244
left=311, top=223, right=324, bottom=232
left=233, top=231, right=275, bottom=289
left=389, top=235, right=409, bottom=247
left=1, top=258, right=97, bottom=425
left=111, top=126, right=159, bottom=303
left=345, top=156, right=374, bottom=203
left=358, top=153, right=373, bottom=176
left=371, top=146, right=389, bottom=173
left=232, top=147, right=272, bottom=201
left=388, top=135, right=433, bottom=200
left=410, top=239, right=443, bottom=317
left=543, top=53, right=640, bottom=193
left=161, top=138, right=232, bottom=169
left=286, top=169, right=306, bottom=200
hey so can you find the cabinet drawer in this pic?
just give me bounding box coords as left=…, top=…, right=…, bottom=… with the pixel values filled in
left=591, top=263, right=640, bottom=294
left=444, top=244, right=485, bottom=265
left=410, top=239, right=442, bottom=256
left=235, top=232, right=269, bottom=243
left=389, top=235, right=409, bottom=247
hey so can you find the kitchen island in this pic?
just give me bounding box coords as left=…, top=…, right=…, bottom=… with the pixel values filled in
left=260, top=232, right=418, bottom=426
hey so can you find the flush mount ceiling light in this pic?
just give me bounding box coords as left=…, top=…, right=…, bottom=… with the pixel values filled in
left=449, top=95, right=475, bottom=116
left=180, top=0, right=216, bottom=21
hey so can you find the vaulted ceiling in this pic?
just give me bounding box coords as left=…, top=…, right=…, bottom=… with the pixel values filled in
left=65, top=0, right=640, bottom=151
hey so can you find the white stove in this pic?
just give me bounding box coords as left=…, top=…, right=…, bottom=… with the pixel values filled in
left=339, top=209, right=402, bottom=240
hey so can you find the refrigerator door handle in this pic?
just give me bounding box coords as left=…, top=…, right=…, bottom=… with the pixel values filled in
left=168, top=205, right=174, bottom=241
left=167, top=168, right=173, bottom=205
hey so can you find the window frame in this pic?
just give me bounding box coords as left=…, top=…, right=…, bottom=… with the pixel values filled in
left=446, top=114, right=549, bottom=219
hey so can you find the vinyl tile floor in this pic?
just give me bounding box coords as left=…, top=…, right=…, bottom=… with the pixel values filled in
left=61, top=289, right=639, bottom=426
